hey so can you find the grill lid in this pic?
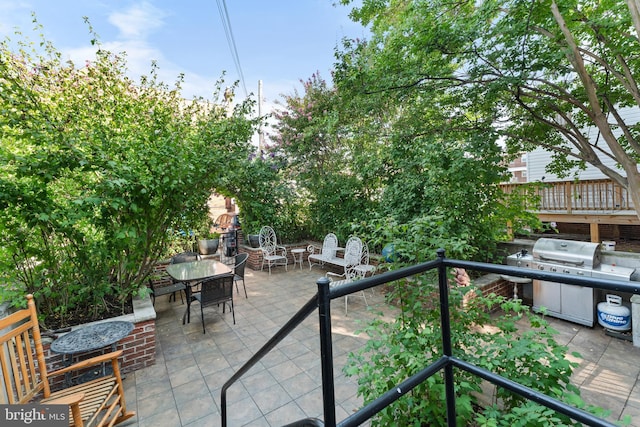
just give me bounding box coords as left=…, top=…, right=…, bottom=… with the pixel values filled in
left=532, top=238, right=601, bottom=268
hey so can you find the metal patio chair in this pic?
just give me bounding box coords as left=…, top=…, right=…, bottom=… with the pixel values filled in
left=259, top=226, right=288, bottom=274
left=186, top=273, right=236, bottom=333
left=233, top=252, right=249, bottom=298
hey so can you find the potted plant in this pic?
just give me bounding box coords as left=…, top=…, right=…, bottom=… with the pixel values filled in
left=240, top=216, right=261, bottom=248
left=247, top=232, right=260, bottom=248
left=197, top=228, right=220, bottom=255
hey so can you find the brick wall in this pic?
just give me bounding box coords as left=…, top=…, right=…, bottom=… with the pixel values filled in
left=120, top=319, right=156, bottom=372
left=462, top=274, right=516, bottom=309
left=479, top=279, right=513, bottom=300
left=43, top=297, right=157, bottom=392
left=239, top=243, right=315, bottom=271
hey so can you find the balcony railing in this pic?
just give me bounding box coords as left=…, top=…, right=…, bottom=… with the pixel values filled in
left=221, top=249, right=636, bottom=427
left=501, top=179, right=634, bottom=213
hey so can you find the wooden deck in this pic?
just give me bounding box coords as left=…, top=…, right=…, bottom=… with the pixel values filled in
left=501, top=179, right=640, bottom=243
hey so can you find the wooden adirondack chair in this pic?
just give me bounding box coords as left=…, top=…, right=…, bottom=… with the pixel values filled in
left=0, top=294, right=135, bottom=427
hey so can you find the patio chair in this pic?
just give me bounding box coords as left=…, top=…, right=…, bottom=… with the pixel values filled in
left=308, top=233, right=339, bottom=270
left=171, top=250, right=201, bottom=294
left=171, top=251, right=200, bottom=264
left=148, top=273, right=186, bottom=306
left=356, top=241, right=377, bottom=277
left=233, top=252, right=249, bottom=298
left=259, top=226, right=288, bottom=274
left=330, top=236, right=363, bottom=279
left=0, top=294, right=135, bottom=427
left=326, top=236, right=368, bottom=315
left=186, top=273, right=236, bottom=333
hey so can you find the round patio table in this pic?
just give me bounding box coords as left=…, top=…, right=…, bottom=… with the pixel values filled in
left=291, top=248, right=305, bottom=270
left=51, top=321, right=134, bottom=355
left=51, top=320, right=134, bottom=384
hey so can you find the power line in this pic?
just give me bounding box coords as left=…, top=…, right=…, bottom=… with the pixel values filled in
left=216, top=0, right=248, bottom=98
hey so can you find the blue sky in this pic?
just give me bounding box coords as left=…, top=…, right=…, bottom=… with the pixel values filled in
left=0, top=1, right=366, bottom=114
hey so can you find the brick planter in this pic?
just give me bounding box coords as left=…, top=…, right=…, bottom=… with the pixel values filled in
left=237, top=237, right=383, bottom=276
left=238, top=242, right=316, bottom=271
left=42, top=292, right=157, bottom=391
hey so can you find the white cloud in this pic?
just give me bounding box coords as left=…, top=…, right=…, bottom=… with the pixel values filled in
left=108, top=1, right=166, bottom=40
left=60, top=2, right=192, bottom=96
left=65, top=39, right=223, bottom=103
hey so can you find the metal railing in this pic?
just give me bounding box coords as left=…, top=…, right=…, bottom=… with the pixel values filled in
left=221, top=249, right=640, bottom=427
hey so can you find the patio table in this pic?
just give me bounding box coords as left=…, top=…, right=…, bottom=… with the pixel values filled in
left=166, top=259, right=232, bottom=324
left=291, top=248, right=306, bottom=270
left=50, top=320, right=134, bottom=385
left=166, top=258, right=231, bottom=282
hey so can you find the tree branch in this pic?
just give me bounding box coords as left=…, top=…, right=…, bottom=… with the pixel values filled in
left=551, top=1, right=638, bottom=180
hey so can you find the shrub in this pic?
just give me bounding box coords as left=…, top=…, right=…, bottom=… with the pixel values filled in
left=345, top=274, right=609, bottom=426
left=0, top=20, right=256, bottom=327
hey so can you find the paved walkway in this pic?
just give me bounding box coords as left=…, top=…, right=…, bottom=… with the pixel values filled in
left=120, top=265, right=640, bottom=427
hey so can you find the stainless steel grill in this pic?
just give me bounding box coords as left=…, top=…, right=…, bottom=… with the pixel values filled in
left=532, top=238, right=601, bottom=270
left=528, top=238, right=635, bottom=326
left=532, top=238, right=635, bottom=281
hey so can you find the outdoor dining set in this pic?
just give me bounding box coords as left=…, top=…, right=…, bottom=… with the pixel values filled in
left=148, top=226, right=378, bottom=334
left=0, top=224, right=378, bottom=427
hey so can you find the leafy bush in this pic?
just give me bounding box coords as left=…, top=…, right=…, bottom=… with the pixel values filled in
left=350, top=214, right=479, bottom=266
left=345, top=275, right=608, bottom=426
left=0, top=21, right=256, bottom=327
left=223, top=150, right=304, bottom=242
left=271, top=72, right=539, bottom=249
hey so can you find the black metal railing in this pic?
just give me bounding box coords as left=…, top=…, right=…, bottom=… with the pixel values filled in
left=221, top=249, right=640, bottom=427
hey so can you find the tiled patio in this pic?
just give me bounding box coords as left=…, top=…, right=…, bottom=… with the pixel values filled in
left=119, top=264, right=640, bottom=427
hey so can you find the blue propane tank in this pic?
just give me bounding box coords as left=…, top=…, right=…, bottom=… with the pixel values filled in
left=597, top=294, right=631, bottom=331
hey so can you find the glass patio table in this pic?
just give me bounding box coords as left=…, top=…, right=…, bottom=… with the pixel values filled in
left=166, top=259, right=232, bottom=324
left=166, top=258, right=232, bottom=282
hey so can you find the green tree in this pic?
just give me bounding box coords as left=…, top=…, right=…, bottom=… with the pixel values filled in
left=0, top=21, right=256, bottom=326
left=271, top=54, right=536, bottom=259
left=272, top=73, right=381, bottom=239
left=340, top=0, right=640, bottom=220
left=220, top=147, right=305, bottom=243
left=328, top=10, right=532, bottom=258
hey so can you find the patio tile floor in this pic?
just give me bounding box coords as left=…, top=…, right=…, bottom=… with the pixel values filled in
left=119, top=264, right=640, bottom=426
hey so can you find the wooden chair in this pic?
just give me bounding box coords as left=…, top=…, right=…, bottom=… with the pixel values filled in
left=0, top=294, right=135, bottom=427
